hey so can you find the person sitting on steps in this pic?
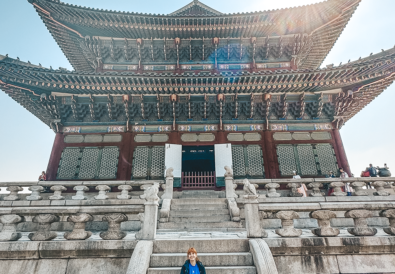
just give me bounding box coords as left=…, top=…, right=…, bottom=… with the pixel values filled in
left=180, top=247, right=206, bottom=274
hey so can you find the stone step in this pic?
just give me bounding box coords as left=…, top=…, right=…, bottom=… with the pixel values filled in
left=157, top=220, right=243, bottom=230
left=168, top=215, right=231, bottom=223
left=148, top=266, right=257, bottom=274
left=150, top=252, right=254, bottom=267
left=169, top=209, right=229, bottom=217
left=171, top=204, right=228, bottom=210
left=157, top=228, right=246, bottom=233
left=179, top=195, right=220, bottom=199
left=153, top=239, right=250, bottom=253
left=171, top=198, right=226, bottom=205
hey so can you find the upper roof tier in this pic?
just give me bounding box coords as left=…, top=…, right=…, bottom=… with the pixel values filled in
left=28, top=0, right=361, bottom=72
left=1, top=46, right=394, bottom=127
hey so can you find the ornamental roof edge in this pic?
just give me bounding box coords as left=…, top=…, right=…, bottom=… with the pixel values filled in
left=169, top=0, right=222, bottom=16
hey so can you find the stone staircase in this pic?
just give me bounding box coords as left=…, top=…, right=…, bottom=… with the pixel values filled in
left=148, top=239, right=257, bottom=274
left=158, top=191, right=244, bottom=232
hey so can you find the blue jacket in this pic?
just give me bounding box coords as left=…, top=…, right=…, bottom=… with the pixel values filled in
left=180, top=260, right=206, bottom=274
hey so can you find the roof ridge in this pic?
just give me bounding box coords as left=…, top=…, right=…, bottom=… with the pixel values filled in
left=169, top=0, right=222, bottom=16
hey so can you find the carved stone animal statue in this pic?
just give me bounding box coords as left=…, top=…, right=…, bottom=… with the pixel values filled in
left=243, top=179, right=257, bottom=196
left=224, top=166, right=233, bottom=177
left=166, top=167, right=174, bottom=178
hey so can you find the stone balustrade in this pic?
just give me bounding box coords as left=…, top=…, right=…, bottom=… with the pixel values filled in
left=233, top=177, right=395, bottom=197
left=0, top=180, right=165, bottom=202
left=0, top=182, right=161, bottom=242
left=251, top=202, right=395, bottom=239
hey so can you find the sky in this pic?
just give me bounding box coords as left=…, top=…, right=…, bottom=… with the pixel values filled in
left=0, top=0, right=394, bottom=181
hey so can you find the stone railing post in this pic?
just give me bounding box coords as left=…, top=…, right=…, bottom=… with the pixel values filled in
left=373, top=181, right=391, bottom=196
left=265, top=183, right=280, bottom=198
left=307, top=183, right=324, bottom=197
left=243, top=179, right=267, bottom=238
left=49, top=185, right=67, bottom=200
left=345, top=209, right=377, bottom=236
left=380, top=209, right=395, bottom=235
left=159, top=199, right=171, bottom=223
left=0, top=215, right=25, bottom=241
left=4, top=186, right=23, bottom=201
left=310, top=210, right=340, bottom=237
left=275, top=211, right=302, bottom=237
left=118, top=185, right=132, bottom=200
left=28, top=214, right=60, bottom=241
left=72, top=186, right=89, bottom=200
left=95, top=185, right=110, bottom=200
left=224, top=166, right=238, bottom=199
left=351, top=182, right=368, bottom=196
left=329, top=182, right=346, bottom=196
left=136, top=183, right=160, bottom=240
left=287, top=183, right=303, bottom=197
left=64, top=213, right=93, bottom=240
left=161, top=168, right=174, bottom=200
left=100, top=213, right=128, bottom=240
left=26, top=186, right=44, bottom=201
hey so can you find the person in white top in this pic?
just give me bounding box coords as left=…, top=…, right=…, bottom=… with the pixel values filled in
left=293, top=171, right=307, bottom=197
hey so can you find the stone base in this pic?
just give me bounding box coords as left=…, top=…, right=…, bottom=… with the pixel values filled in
left=232, top=217, right=241, bottom=222
left=288, top=193, right=303, bottom=198
left=354, top=191, right=368, bottom=196
left=0, top=232, right=22, bottom=241
left=347, top=227, right=377, bottom=236
left=311, top=227, right=340, bottom=237
left=331, top=192, right=347, bottom=196
left=267, top=193, right=281, bottom=198
left=64, top=231, right=92, bottom=240
left=383, top=227, right=395, bottom=235
left=28, top=231, right=58, bottom=241
left=310, top=193, right=324, bottom=197
left=275, top=228, right=302, bottom=237
left=99, top=231, right=127, bottom=240
left=373, top=191, right=390, bottom=196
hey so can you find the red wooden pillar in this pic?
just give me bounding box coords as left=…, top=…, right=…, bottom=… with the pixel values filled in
left=216, top=131, right=227, bottom=143
left=117, top=132, right=134, bottom=180
left=263, top=130, right=279, bottom=179
left=46, top=133, right=65, bottom=181
left=332, top=129, right=352, bottom=176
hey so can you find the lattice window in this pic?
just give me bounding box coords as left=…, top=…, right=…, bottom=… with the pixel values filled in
left=277, top=145, right=297, bottom=176
left=232, top=146, right=246, bottom=177
left=232, top=145, right=264, bottom=178
left=315, top=144, right=338, bottom=175
left=78, top=147, right=100, bottom=179
left=247, top=145, right=265, bottom=177
left=98, top=147, right=119, bottom=179
left=277, top=143, right=337, bottom=177
left=57, top=148, right=81, bottom=179
left=132, top=147, right=149, bottom=178
left=57, top=146, right=119, bottom=180
left=296, top=145, right=318, bottom=176
left=151, top=146, right=165, bottom=178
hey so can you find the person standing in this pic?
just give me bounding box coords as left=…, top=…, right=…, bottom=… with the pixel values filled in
left=180, top=248, right=206, bottom=274
left=38, top=171, right=46, bottom=181
left=368, top=164, right=378, bottom=177
left=293, top=171, right=307, bottom=197
left=340, top=167, right=352, bottom=196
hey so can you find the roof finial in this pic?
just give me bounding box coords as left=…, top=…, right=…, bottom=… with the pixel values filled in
left=193, top=0, right=199, bottom=3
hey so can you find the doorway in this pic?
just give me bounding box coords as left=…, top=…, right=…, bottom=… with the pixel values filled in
left=182, top=146, right=216, bottom=188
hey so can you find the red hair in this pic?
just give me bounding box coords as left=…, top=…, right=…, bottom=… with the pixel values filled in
left=187, top=247, right=200, bottom=261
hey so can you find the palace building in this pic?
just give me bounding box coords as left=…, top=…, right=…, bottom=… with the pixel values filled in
left=1, top=0, right=394, bottom=188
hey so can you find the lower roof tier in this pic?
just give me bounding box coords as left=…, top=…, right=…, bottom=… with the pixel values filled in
left=1, top=47, right=395, bottom=129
